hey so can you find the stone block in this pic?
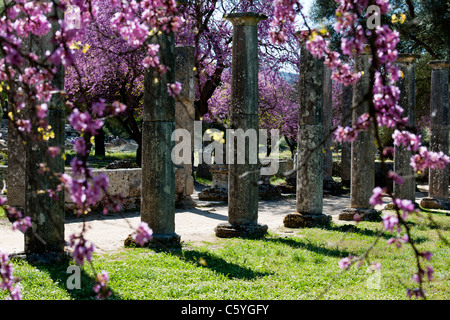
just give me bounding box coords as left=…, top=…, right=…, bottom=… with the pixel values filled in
left=283, top=213, right=331, bottom=228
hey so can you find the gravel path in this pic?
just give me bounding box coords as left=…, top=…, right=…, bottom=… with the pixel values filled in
left=0, top=186, right=431, bottom=254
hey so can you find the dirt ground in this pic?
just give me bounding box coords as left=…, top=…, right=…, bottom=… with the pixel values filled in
left=0, top=185, right=432, bottom=254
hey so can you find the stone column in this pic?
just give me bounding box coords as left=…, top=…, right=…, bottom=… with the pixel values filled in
left=340, top=84, right=353, bottom=187
left=140, top=31, right=180, bottom=246
left=420, top=60, right=450, bottom=210
left=7, top=111, right=26, bottom=209
left=283, top=44, right=331, bottom=228
left=339, top=47, right=378, bottom=221
left=323, top=67, right=333, bottom=180
left=174, top=46, right=195, bottom=208
left=24, top=6, right=65, bottom=254
left=394, top=54, right=419, bottom=203
left=215, top=12, right=268, bottom=238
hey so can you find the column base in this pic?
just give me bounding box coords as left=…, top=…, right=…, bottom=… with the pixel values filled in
left=338, top=208, right=381, bottom=221
left=383, top=202, right=420, bottom=210
left=175, top=195, right=197, bottom=209
left=283, top=213, right=331, bottom=228
left=124, top=233, right=181, bottom=249
left=9, top=250, right=71, bottom=264
left=420, top=197, right=450, bottom=210
left=214, top=223, right=268, bottom=238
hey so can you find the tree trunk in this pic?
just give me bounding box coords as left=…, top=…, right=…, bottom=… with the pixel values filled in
left=94, top=128, right=106, bottom=157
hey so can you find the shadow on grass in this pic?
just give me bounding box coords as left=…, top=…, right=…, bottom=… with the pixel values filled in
left=419, top=206, right=450, bottom=217
left=177, top=249, right=272, bottom=280
left=318, top=223, right=430, bottom=244
left=26, top=257, right=122, bottom=300
left=319, top=224, right=393, bottom=240
left=262, top=236, right=354, bottom=258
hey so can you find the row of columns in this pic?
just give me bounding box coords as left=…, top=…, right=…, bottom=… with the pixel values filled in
left=6, top=11, right=449, bottom=254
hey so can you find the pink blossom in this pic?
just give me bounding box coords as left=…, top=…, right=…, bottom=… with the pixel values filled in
left=167, top=81, right=182, bottom=97
left=111, top=101, right=127, bottom=115
left=392, top=130, right=421, bottom=152
left=69, top=234, right=95, bottom=266
left=420, top=251, right=432, bottom=261
left=48, top=146, right=60, bottom=158
left=338, top=256, right=353, bottom=270
left=36, top=103, right=48, bottom=119
left=12, top=216, right=32, bottom=233
left=132, top=222, right=153, bottom=247
left=68, top=108, right=104, bottom=136
left=406, top=288, right=425, bottom=299
left=333, top=125, right=358, bottom=143
left=93, top=271, right=112, bottom=299
left=393, top=198, right=415, bottom=216
left=388, top=171, right=404, bottom=185
left=0, top=249, right=22, bottom=300
left=73, top=138, right=87, bottom=155
left=369, top=186, right=385, bottom=206
left=92, top=99, right=106, bottom=116
left=387, top=234, right=408, bottom=248
left=410, top=147, right=450, bottom=172
left=382, top=214, right=399, bottom=233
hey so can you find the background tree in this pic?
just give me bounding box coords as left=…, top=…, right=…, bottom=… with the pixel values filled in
left=67, top=0, right=301, bottom=164
left=310, top=0, right=450, bottom=136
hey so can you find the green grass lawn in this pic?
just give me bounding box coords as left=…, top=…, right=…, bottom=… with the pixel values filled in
left=1, top=209, right=448, bottom=300
left=64, top=150, right=137, bottom=169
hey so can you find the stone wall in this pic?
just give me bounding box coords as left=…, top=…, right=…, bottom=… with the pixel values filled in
left=64, top=167, right=193, bottom=211
left=0, top=165, right=192, bottom=212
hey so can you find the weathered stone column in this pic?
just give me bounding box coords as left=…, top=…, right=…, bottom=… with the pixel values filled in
left=394, top=54, right=419, bottom=203
left=323, top=67, right=333, bottom=180
left=24, top=6, right=65, bottom=254
left=7, top=111, right=26, bottom=209
left=215, top=12, right=268, bottom=238
left=340, top=84, right=353, bottom=187
left=140, top=31, right=180, bottom=246
left=283, top=44, right=331, bottom=228
left=174, top=46, right=195, bottom=208
left=339, top=47, right=378, bottom=221
left=420, top=60, right=450, bottom=210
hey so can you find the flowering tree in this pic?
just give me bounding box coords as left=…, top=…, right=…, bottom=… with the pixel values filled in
left=205, top=66, right=299, bottom=156
left=0, top=0, right=448, bottom=301
left=0, top=0, right=178, bottom=299
left=270, top=0, right=449, bottom=298
left=65, top=0, right=300, bottom=164
left=65, top=0, right=145, bottom=162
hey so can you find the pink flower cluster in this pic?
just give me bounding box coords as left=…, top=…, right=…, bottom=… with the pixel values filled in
left=132, top=222, right=153, bottom=247
left=392, top=130, right=421, bottom=152
left=5, top=0, right=53, bottom=37
left=1, top=201, right=32, bottom=233
left=110, top=0, right=182, bottom=68
left=69, top=108, right=104, bottom=136
left=407, top=251, right=433, bottom=299
left=167, top=81, right=182, bottom=97
left=69, top=234, right=95, bottom=266
left=0, top=249, right=22, bottom=300
left=93, top=271, right=112, bottom=299
left=61, top=170, right=109, bottom=216
left=269, top=0, right=301, bottom=45
left=410, top=147, right=450, bottom=172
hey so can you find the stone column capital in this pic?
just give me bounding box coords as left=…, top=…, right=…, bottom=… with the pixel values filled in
left=428, top=60, right=450, bottom=70
left=224, top=12, right=267, bottom=26
left=397, top=53, right=421, bottom=64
